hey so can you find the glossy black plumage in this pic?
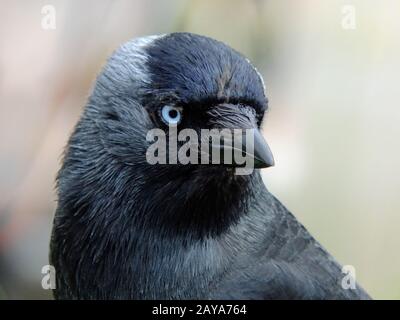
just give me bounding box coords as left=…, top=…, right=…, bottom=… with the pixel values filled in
left=50, top=33, right=370, bottom=299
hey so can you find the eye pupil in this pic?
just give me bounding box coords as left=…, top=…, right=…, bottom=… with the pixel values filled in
left=168, top=109, right=178, bottom=119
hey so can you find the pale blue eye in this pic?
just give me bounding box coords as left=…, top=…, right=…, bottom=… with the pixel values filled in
left=161, top=105, right=182, bottom=125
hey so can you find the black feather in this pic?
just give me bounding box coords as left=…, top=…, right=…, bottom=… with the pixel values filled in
left=50, top=32, right=370, bottom=300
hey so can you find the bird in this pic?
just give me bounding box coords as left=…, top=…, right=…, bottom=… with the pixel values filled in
left=50, top=32, right=370, bottom=299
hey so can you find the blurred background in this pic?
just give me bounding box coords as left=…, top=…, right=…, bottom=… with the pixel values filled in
left=0, top=0, right=399, bottom=299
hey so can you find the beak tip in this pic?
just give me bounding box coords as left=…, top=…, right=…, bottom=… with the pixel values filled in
left=255, top=158, right=275, bottom=169
left=266, top=154, right=275, bottom=168
left=265, top=159, right=275, bottom=168
left=253, top=130, right=275, bottom=169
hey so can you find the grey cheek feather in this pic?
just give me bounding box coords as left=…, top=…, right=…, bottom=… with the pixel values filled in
left=97, top=34, right=165, bottom=93
left=117, top=34, right=165, bottom=84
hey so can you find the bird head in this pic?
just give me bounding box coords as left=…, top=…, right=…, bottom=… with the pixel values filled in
left=60, top=33, right=274, bottom=238
left=90, top=32, right=273, bottom=173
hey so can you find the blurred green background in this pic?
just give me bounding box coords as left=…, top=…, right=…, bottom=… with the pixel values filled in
left=0, top=0, right=399, bottom=299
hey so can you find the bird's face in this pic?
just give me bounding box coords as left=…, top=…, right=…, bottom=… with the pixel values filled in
left=60, top=33, right=276, bottom=238
left=90, top=33, right=273, bottom=182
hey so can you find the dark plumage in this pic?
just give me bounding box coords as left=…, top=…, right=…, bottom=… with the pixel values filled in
left=50, top=32, right=370, bottom=299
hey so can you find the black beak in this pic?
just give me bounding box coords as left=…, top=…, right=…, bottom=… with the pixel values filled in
left=209, top=128, right=274, bottom=169
left=201, top=103, right=275, bottom=170
left=250, top=129, right=275, bottom=168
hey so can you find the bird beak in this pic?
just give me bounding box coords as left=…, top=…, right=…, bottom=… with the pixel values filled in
left=209, top=128, right=275, bottom=169
left=201, top=103, right=275, bottom=170
left=250, top=129, right=275, bottom=168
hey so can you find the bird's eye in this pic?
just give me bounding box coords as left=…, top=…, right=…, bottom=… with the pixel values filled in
left=160, top=105, right=182, bottom=126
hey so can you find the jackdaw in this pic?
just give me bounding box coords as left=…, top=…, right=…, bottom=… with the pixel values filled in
left=50, top=32, right=370, bottom=300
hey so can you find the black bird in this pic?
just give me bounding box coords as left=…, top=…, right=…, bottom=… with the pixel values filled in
left=50, top=32, right=370, bottom=299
